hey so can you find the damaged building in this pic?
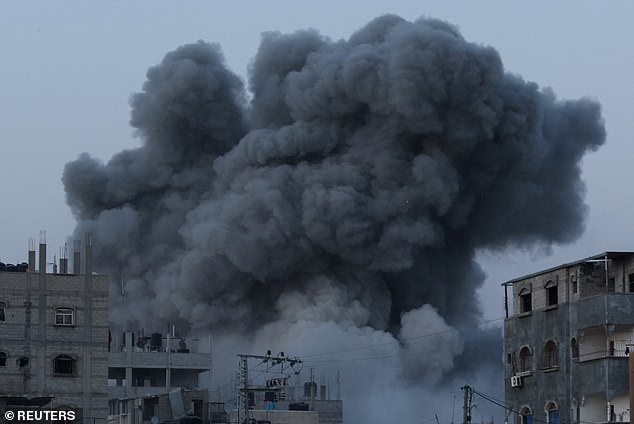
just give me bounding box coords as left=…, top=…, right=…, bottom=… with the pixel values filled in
left=503, top=251, right=634, bottom=424
left=0, top=236, right=109, bottom=422
left=107, top=329, right=213, bottom=424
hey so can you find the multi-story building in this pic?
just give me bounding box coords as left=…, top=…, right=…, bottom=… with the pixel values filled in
left=0, top=237, right=109, bottom=423
left=107, top=329, right=213, bottom=424
left=503, top=251, right=634, bottom=424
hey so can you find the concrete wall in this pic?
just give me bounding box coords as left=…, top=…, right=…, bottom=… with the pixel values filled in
left=0, top=266, right=109, bottom=424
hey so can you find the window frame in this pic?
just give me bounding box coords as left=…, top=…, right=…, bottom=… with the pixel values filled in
left=545, top=402, right=559, bottom=424
left=0, top=352, right=6, bottom=367
left=519, top=288, right=532, bottom=314
left=541, top=340, right=559, bottom=370
left=519, top=345, right=533, bottom=373
left=519, top=406, right=533, bottom=424
left=53, top=354, right=76, bottom=377
left=545, top=280, right=558, bottom=307
left=54, top=307, right=75, bottom=326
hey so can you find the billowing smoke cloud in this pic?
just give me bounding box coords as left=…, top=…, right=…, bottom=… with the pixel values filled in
left=63, top=14, right=604, bottom=422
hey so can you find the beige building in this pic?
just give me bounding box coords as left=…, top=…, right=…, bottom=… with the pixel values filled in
left=0, top=237, right=109, bottom=423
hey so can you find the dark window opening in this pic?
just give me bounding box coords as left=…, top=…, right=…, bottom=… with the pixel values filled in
left=547, top=285, right=558, bottom=306
left=54, top=355, right=75, bottom=376
left=0, top=352, right=6, bottom=366
left=609, top=340, right=615, bottom=356
left=608, top=277, right=615, bottom=292
left=17, top=357, right=29, bottom=368
left=546, top=403, right=559, bottom=424
left=0, top=302, right=5, bottom=321
left=571, top=275, right=578, bottom=294
left=519, top=346, right=532, bottom=372
left=142, top=398, right=159, bottom=421
left=629, top=273, right=634, bottom=293
left=520, top=289, right=532, bottom=313
left=542, top=340, right=558, bottom=369
left=55, top=308, right=74, bottom=326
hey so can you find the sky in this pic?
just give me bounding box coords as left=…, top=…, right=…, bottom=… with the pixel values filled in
left=1, top=0, right=633, bottom=419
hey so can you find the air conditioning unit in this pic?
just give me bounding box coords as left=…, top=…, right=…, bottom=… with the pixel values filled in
left=510, top=375, right=522, bottom=388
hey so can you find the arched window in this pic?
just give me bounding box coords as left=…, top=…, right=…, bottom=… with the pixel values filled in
left=545, top=402, right=559, bottom=424
left=545, top=280, right=558, bottom=306
left=519, top=288, right=532, bottom=313
left=542, top=340, right=558, bottom=369
left=54, top=354, right=76, bottom=376
left=0, top=352, right=6, bottom=367
left=519, top=346, right=533, bottom=373
left=571, top=338, right=579, bottom=360
left=519, top=406, right=533, bottom=424
left=55, top=308, right=74, bottom=326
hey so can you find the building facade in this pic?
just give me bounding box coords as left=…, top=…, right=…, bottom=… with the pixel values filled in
left=0, top=239, right=109, bottom=423
left=503, top=251, right=634, bottom=424
left=107, top=329, right=213, bottom=424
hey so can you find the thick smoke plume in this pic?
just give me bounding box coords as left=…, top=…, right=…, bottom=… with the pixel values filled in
left=64, top=15, right=604, bottom=421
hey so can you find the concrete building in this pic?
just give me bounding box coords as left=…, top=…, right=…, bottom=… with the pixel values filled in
left=107, top=329, right=213, bottom=424
left=503, top=251, right=634, bottom=424
left=0, top=237, right=109, bottom=423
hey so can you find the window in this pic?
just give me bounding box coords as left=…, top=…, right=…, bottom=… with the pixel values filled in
left=519, top=346, right=533, bottom=373
left=519, top=288, right=532, bottom=313
left=608, top=277, right=615, bottom=292
left=54, top=354, right=76, bottom=376
left=571, top=338, right=579, bottom=360
left=0, top=301, right=5, bottom=321
left=519, top=406, right=533, bottom=424
left=545, top=402, right=559, bottom=424
left=545, top=281, right=558, bottom=306
left=629, top=273, right=634, bottom=293
left=0, top=352, right=6, bottom=366
left=542, top=340, right=558, bottom=369
left=16, top=357, right=29, bottom=368
left=571, top=274, right=578, bottom=294
left=55, top=308, right=74, bottom=326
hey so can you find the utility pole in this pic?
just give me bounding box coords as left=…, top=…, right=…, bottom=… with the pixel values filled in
left=462, top=385, right=473, bottom=424
left=236, top=352, right=303, bottom=424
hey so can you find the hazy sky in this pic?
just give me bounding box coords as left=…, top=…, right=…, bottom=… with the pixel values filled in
left=1, top=0, right=632, bottom=351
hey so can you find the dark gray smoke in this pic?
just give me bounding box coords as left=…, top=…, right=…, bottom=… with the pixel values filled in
left=63, top=14, right=604, bottom=421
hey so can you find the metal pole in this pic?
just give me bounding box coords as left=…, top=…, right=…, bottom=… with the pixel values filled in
left=462, top=385, right=471, bottom=424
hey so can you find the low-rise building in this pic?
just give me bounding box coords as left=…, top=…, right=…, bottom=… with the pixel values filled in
left=107, top=329, right=213, bottom=424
